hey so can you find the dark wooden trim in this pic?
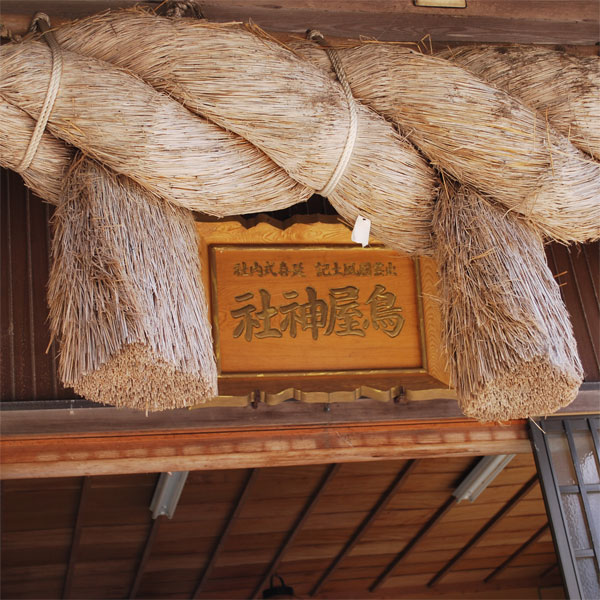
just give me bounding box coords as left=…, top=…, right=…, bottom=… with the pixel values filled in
left=1, top=386, right=595, bottom=436
left=128, top=514, right=163, bottom=599
left=557, top=385, right=600, bottom=415
left=62, top=476, right=91, bottom=599
left=251, top=464, right=340, bottom=599
left=311, top=460, right=418, bottom=596
left=192, top=469, right=257, bottom=598
left=369, top=494, right=456, bottom=592
left=484, top=523, right=549, bottom=582
left=540, top=562, right=559, bottom=578
left=566, top=251, right=600, bottom=373
left=427, top=474, right=539, bottom=587
left=0, top=398, right=466, bottom=432
left=3, top=1, right=599, bottom=44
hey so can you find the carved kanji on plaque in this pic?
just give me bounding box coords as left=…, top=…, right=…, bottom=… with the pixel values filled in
left=210, top=246, right=421, bottom=374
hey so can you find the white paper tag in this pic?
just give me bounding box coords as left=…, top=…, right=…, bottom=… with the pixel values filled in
left=351, top=215, right=371, bottom=247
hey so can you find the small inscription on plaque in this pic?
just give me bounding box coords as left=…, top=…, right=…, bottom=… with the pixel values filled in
left=211, top=246, right=422, bottom=374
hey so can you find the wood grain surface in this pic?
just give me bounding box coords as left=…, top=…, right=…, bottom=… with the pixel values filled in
left=1, top=0, right=598, bottom=44
left=212, top=245, right=421, bottom=373
left=0, top=417, right=531, bottom=479
left=197, top=218, right=449, bottom=391
left=1, top=454, right=564, bottom=598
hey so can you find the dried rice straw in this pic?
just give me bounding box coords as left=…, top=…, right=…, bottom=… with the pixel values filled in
left=0, top=99, right=72, bottom=204
left=49, top=10, right=437, bottom=255
left=291, top=40, right=600, bottom=244
left=0, top=39, right=310, bottom=218
left=0, top=94, right=218, bottom=411
left=439, top=46, right=600, bottom=161
left=48, top=155, right=218, bottom=410
left=434, top=180, right=582, bottom=422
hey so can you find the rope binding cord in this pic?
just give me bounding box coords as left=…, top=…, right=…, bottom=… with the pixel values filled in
left=17, top=12, right=63, bottom=173
left=306, top=29, right=359, bottom=198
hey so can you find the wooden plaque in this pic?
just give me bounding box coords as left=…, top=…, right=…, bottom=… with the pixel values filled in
left=212, top=245, right=422, bottom=373
left=197, top=218, right=449, bottom=394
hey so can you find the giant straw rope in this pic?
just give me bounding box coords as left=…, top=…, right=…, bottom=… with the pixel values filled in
left=0, top=8, right=597, bottom=419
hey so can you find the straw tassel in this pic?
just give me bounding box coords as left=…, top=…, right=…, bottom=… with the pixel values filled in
left=48, top=155, right=218, bottom=411
left=433, top=181, right=583, bottom=421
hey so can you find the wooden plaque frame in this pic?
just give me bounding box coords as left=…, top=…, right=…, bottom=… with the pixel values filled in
left=196, top=217, right=450, bottom=396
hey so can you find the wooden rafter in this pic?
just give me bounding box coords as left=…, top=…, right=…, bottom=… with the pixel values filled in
left=251, top=463, right=341, bottom=599
left=540, top=562, right=559, bottom=578
left=0, top=451, right=561, bottom=599
left=62, top=476, right=91, bottom=599
left=485, top=522, right=550, bottom=583
left=311, top=459, right=418, bottom=596
left=128, top=514, right=164, bottom=599
left=369, top=495, right=455, bottom=591
left=192, top=468, right=257, bottom=598
left=369, top=459, right=481, bottom=591
left=428, top=474, right=539, bottom=587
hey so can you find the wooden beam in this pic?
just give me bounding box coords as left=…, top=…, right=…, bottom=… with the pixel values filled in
left=0, top=416, right=531, bottom=479
left=540, top=562, right=559, bottom=578
left=369, top=494, right=456, bottom=592
left=484, top=523, right=550, bottom=583
left=192, top=468, right=257, bottom=598
left=200, top=1, right=600, bottom=44
left=311, top=459, right=418, bottom=596
left=62, top=476, right=91, bottom=599
left=2, top=1, right=599, bottom=44
left=3, top=386, right=595, bottom=437
left=128, top=514, right=164, bottom=599
left=0, top=397, right=469, bottom=435
left=251, top=463, right=340, bottom=599
left=428, top=474, right=539, bottom=587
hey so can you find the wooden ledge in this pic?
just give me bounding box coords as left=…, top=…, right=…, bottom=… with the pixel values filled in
left=1, top=397, right=531, bottom=479
left=2, top=387, right=596, bottom=479
left=0, top=415, right=531, bottom=479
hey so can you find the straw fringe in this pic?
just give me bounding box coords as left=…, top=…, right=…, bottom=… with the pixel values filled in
left=433, top=181, right=582, bottom=421
left=74, top=344, right=216, bottom=411
left=48, top=155, right=218, bottom=410
left=439, top=45, right=600, bottom=161
left=48, top=10, right=437, bottom=255
left=291, top=40, right=600, bottom=244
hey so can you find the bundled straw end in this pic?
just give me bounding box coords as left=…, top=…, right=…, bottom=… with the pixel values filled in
left=72, top=344, right=218, bottom=412
left=459, top=356, right=582, bottom=423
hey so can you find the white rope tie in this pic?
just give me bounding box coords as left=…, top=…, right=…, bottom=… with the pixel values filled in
left=17, top=13, right=63, bottom=173
left=307, top=30, right=358, bottom=198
